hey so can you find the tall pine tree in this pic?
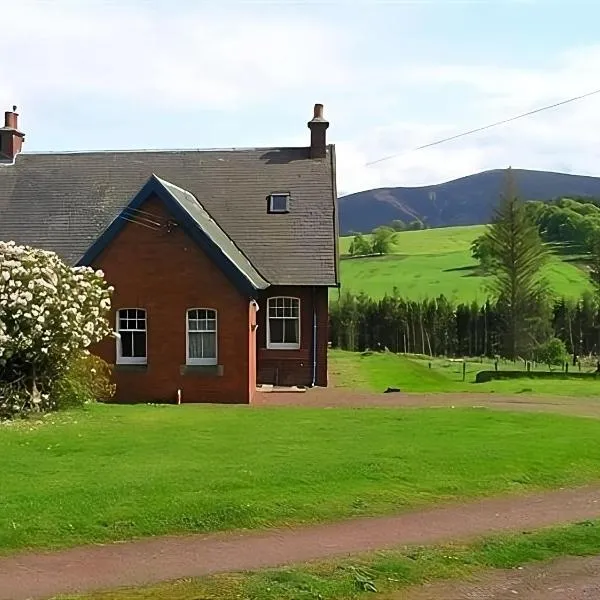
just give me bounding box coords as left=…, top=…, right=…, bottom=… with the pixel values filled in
left=586, top=232, right=600, bottom=353
left=483, top=168, right=551, bottom=359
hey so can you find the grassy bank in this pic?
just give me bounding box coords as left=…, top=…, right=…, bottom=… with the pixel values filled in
left=329, top=349, right=600, bottom=396
left=57, top=520, right=600, bottom=599
left=3, top=404, right=600, bottom=553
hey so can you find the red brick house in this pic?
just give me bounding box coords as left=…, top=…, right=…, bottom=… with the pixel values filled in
left=0, top=104, right=339, bottom=404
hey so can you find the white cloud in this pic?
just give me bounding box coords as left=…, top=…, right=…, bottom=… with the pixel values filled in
left=0, top=1, right=349, bottom=111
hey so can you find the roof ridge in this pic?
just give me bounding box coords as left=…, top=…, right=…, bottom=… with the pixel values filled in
left=15, top=146, right=315, bottom=157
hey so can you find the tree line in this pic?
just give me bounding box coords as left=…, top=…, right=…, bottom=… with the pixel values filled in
left=330, top=290, right=599, bottom=363
left=333, top=169, right=600, bottom=362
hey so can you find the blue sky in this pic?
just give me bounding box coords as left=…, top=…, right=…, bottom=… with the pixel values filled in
left=2, top=0, right=600, bottom=194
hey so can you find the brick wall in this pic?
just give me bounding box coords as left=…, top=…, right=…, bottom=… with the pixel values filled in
left=256, top=286, right=329, bottom=387
left=90, top=195, right=254, bottom=404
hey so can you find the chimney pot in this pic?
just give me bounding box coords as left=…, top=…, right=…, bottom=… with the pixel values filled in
left=307, top=103, right=329, bottom=159
left=4, top=110, right=17, bottom=129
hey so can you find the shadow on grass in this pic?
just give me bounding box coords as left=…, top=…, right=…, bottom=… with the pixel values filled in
left=442, top=264, right=481, bottom=277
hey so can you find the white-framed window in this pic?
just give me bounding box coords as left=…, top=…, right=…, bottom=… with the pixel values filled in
left=267, top=297, right=300, bottom=349
left=268, top=193, right=290, bottom=213
left=116, top=308, right=147, bottom=365
left=187, top=308, right=218, bottom=365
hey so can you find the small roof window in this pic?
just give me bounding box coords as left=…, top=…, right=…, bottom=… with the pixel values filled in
left=268, top=193, right=290, bottom=214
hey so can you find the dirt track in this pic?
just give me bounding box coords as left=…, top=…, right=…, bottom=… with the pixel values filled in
left=1, top=485, right=600, bottom=600
left=255, top=388, right=600, bottom=419
left=396, top=555, right=600, bottom=599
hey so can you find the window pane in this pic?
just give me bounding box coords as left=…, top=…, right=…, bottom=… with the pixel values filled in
left=189, top=331, right=216, bottom=359
left=202, top=331, right=216, bottom=358
left=189, top=332, right=203, bottom=358
left=118, top=309, right=146, bottom=332
left=121, top=331, right=134, bottom=357
left=188, top=310, right=216, bottom=332
left=132, top=332, right=146, bottom=357
left=270, top=195, right=288, bottom=212
left=284, top=319, right=299, bottom=344
left=291, top=301, right=299, bottom=318
left=269, top=318, right=284, bottom=344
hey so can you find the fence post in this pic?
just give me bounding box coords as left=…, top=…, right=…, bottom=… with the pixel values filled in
left=565, top=362, right=569, bottom=374
left=527, top=361, right=531, bottom=373
left=494, top=359, right=498, bottom=372
left=462, top=361, right=466, bottom=382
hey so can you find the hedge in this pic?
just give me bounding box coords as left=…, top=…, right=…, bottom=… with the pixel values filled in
left=475, top=370, right=600, bottom=383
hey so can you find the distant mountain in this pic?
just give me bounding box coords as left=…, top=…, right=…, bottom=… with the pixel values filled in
left=338, top=169, right=600, bottom=235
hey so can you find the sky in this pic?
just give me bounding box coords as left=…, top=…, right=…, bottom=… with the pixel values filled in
left=1, top=0, right=600, bottom=196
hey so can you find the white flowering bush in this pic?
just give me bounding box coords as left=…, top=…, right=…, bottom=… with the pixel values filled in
left=0, top=241, right=113, bottom=418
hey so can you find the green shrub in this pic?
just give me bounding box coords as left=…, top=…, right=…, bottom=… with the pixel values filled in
left=51, top=351, right=115, bottom=409
left=535, top=337, right=568, bottom=368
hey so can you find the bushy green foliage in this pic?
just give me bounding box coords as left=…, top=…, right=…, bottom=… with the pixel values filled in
left=51, top=351, right=115, bottom=409
left=535, top=337, right=568, bottom=368
left=348, top=233, right=372, bottom=257
left=0, top=242, right=113, bottom=418
left=371, top=226, right=396, bottom=255
left=347, top=227, right=397, bottom=257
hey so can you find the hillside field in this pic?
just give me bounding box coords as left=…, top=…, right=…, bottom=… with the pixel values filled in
left=336, top=225, right=592, bottom=303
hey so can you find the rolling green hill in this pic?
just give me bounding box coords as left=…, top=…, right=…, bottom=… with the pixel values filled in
left=336, top=226, right=592, bottom=303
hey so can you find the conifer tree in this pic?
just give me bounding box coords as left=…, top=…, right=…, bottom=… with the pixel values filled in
left=483, top=168, right=551, bottom=359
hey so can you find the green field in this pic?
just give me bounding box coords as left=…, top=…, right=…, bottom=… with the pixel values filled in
left=337, top=226, right=592, bottom=302
left=4, top=403, right=600, bottom=554
left=330, top=349, right=600, bottom=396
left=59, top=521, right=600, bottom=599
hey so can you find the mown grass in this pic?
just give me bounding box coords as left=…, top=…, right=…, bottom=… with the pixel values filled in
left=336, top=226, right=592, bottom=302
left=57, top=520, right=600, bottom=599
left=4, top=404, right=600, bottom=554
left=330, top=349, right=600, bottom=396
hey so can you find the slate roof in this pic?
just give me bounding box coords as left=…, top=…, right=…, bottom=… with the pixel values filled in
left=0, top=146, right=339, bottom=286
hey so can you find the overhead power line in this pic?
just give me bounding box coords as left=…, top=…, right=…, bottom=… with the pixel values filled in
left=365, top=87, right=600, bottom=167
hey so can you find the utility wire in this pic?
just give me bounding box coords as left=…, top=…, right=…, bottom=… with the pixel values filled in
left=365, top=87, right=600, bottom=167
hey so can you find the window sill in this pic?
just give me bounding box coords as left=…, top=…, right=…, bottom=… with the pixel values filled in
left=180, top=364, right=224, bottom=377
left=266, top=345, right=301, bottom=351
left=114, top=363, right=148, bottom=372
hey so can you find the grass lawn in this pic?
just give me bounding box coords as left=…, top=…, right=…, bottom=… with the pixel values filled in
left=57, top=520, right=600, bottom=599
left=330, top=349, right=600, bottom=396
left=3, top=404, right=600, bottom=554
left=336, top=226, right=592, bottom=302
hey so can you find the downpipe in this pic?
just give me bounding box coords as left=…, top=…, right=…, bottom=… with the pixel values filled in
left=311, top=286, right=317, bottom=387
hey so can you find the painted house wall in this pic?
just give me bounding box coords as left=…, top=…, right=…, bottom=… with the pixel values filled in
left=256, top=286, right=329, bottom=387
left=90, top=195, right=255, bottom=404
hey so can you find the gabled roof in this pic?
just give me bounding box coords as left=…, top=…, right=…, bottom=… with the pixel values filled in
left=0, top=146, right=338, bottom=286
left=79, top=174, right=269, bottom=294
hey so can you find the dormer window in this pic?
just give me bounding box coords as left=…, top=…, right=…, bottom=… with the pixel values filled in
left=268, top=193, right=290, bottom=214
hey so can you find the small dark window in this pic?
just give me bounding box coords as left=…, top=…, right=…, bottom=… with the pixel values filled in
left=268, top=193, right=290, bottom=213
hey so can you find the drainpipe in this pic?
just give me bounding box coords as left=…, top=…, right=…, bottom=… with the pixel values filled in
left=311, top=286, right=317, bottom=387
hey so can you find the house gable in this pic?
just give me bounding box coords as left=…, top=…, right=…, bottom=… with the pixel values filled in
left=78, top=174, right=269, bottom=297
